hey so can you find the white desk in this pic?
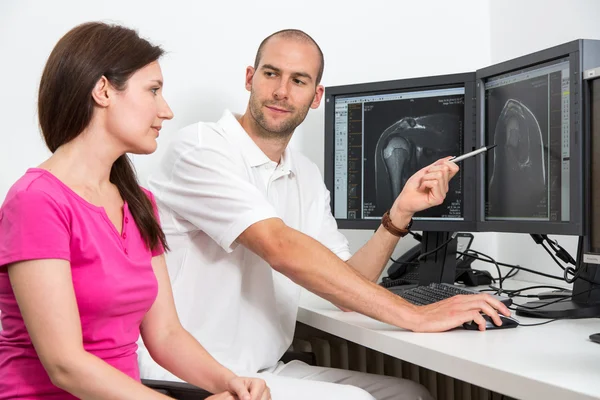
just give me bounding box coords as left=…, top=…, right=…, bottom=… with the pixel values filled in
left=297, top=280, right=600, bottom=400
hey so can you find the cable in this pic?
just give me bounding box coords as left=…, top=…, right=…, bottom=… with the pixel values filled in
left=388, top=257, right=419, bottom=266
left=388, top=230, right=422, bottom=265
left=503, top=267, right=519, bottom=282
left=541, top=234, right=577, bottom=265
left=460, top=258, right=566, bottom=281
left=517, top=319, right=559, bottom=327
left=537, top=241, right=599, bottom=285
left=540, top=241, right=567, bottom=271
left=456, top=251, right=521, bottom=270
left=463, top=249, right=503, bottom=290
left=530, top=234, right=600, bottom=285
left=408, top=231, right=423, bottom=242
left=509, top=286, right=600, bottom=310
left=416, top=233, right=457, bottom=262
left=564, top=265, right=581, bottom=284
left=489, top=285, right=569, bottom=298
left=563, top=238, right=585, bottom=284
left=456, top=249, right=521, bottom=285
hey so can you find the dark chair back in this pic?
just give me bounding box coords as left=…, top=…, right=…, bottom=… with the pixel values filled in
left=142, top=379, right=213, bottom=399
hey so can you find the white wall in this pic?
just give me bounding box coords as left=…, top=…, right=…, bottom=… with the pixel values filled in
left=490, top=0, right=600, bottom=64
left=3, top=0, right=599, bottom=285
left=0, top=0, right=493, bottom=273
left=488, top=0, right=600, bottom=285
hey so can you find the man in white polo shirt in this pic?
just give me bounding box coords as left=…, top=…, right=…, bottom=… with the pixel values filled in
left=139, top=29, right=510, bottom=399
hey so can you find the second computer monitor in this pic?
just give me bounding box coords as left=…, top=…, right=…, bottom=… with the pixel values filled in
left=324, top=73, right=477, bottom=232
left=476, top=40, right=595, bottom=235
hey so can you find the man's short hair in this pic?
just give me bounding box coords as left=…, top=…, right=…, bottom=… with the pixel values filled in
left=253, top=29, right=324, bottom=84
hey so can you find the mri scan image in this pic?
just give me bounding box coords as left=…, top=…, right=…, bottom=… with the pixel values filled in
left=487, top=99, right=547, bottom=218
left=360, top=94, right=464, bottom=219
left=375, top=114, right=461, bottom=205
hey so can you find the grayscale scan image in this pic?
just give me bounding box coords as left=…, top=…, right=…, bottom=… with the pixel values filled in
left=484, top=71, right=563, bottom=220
left=362, top=94, right=464, bottom=219
left=488, top=99, right=546, bottom=217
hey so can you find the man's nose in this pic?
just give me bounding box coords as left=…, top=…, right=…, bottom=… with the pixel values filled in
left=273, top=81, right=289, bottom=99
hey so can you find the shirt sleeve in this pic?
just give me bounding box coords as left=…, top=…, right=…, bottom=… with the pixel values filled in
left=316, top=183, right=352, bottom=261
left=141, top=188, right=165, bottom=257
left=149, top=125, right=279, bottom=253
left=0, top=189, right=71, bottom=267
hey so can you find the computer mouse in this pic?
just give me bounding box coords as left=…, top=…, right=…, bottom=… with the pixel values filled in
left=590, top=333, right=600, bottom=344
left=462, top=314, right=520, bottom=330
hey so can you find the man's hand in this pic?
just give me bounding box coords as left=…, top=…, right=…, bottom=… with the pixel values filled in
left=219, top=376, right=270, bottom=400
left=412, top=293, right=512, bottom=332
left=391, top=157, right=459, bottom=226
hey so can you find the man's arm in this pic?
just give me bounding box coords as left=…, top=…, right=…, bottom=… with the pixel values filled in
left=346, top=158, right=459, bottom=283
left=237, top=218, right=510, bottom=332
left=239, top=158, right=512, bottom=332
left=346, top=215, right=410, bottom=282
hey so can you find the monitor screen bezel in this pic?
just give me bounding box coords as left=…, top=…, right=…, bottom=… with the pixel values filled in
left=475, top=43, right=584, bottom=236
left=324, top=73, right=477, bottom=232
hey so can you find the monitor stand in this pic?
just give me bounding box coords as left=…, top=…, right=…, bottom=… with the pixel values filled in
left=418, top=231, right=457, bottom=286
left=515, top=299, right=600, bottom=319
left=516, top=241, right=600, bottom=318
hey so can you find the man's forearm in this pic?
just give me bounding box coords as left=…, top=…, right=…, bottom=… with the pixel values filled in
left=346, top=225, right=403, bottom=282
left=145, top=327, right=235, bottom=394
left=246, top=223, right=421, bottom=330
left=346, top=207, right=413, bottom=282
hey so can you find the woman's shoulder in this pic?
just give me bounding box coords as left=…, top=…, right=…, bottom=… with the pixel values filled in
left=3, top=169, right=69, bottom=205
left=6, top=168, right=64, bottom=200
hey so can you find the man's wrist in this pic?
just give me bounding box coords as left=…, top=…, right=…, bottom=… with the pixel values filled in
left=390, top=209, right=413, bottom=230
left=401, top=302, right=423, bottom=332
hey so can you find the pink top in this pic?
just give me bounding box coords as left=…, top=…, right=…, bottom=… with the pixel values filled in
left=0, top=168, right=163, bottom=399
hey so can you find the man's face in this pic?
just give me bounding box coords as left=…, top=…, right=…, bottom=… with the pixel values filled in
left=245, top=37, right=324, bottom=138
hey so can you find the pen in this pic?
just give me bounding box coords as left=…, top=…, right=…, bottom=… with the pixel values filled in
left=449, top=144, right=497, bottom=163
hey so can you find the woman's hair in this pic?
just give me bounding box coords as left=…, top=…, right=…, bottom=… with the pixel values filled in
left=38, top=21, right=168, bottom=252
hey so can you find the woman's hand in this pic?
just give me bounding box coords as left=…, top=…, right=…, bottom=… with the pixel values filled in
left=207, top=376, right=270, bottom=400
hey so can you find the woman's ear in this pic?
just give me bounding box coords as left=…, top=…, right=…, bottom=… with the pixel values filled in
left=91, top=76, right=112, bottom=107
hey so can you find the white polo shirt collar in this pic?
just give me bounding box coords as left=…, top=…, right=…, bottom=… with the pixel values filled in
left=218, top=110, right=295, bottom=178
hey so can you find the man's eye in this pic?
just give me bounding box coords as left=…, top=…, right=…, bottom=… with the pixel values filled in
left=294, top=79, right=305, bottom=85
left=265, top=72, right=276, bottom=77
left=151, top=88, right=160, bottom=95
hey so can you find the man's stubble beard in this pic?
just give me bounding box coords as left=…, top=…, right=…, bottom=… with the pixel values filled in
left=248, top=89, right=312, bottom=140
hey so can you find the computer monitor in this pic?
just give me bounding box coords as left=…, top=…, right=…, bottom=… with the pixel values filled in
left=324, top=73, right=477, bottom=285
left=476, top=39, right=600, bottom=318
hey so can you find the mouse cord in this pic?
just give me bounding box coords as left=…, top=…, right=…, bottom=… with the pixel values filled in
left=516, top=319, right=559, bottom=327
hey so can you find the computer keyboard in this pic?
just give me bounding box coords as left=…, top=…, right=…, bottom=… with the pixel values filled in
left=379, top=277, right=415, bottom=288
left=399, top=270, right=419, bottom=282
left=388, top=282, right=512, bottom=306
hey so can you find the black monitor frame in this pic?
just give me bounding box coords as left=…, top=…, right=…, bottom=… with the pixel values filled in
left=475, top=40, right=600, bottom=236
left=324, top=73, right=478, bottom=233
left=516, top=64, right=600, bottom=318
left=474, top=40, right=600, bottom=319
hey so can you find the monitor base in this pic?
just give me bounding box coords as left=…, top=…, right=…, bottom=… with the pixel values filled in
left=516, top=299, right=600, bottom=319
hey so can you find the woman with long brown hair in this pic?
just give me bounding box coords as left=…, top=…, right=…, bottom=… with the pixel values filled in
left=0, top=22, right=270, bottom=400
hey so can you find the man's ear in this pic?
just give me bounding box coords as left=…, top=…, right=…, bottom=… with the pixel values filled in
left=310, top=84, right=325, bottom=109
left=91, top=76, right=112, bottom=107
left=245, top=66, right=255, bottom=92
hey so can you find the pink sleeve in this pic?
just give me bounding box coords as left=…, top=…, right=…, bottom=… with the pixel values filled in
left=0, top=189, right=71, bottom=267
left=142, top=188, right=165, bottom=257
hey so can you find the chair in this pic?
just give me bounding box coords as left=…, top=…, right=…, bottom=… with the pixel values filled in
left=142, top=349, right=316, bottom=398
left=142, top=379, right=213, bottom=399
